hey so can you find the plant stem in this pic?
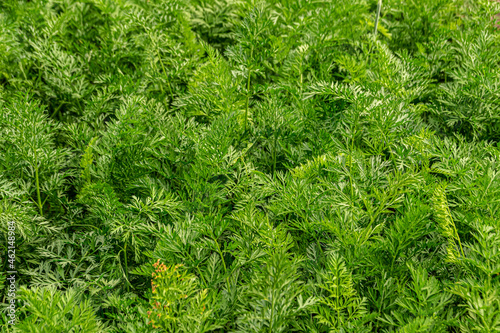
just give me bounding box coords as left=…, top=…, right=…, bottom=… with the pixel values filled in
left=244, top=69, right=252, bottom=134
left=447, top=204, right=465, bottom=257
left=63, top=224, right=100, bottom=231
left=273, top=133, right=277, bottom=174
left=124, top=243, right=130, bottom=291
left=349, top=136, right=355, bottom=200
left=212, top=233, right=227, bottom=272
left=157, top=48, right=174, bottom=101
left=374, top=0, right=383, bottom=38
left=50, top=102, right=66, bottom=119
left=34, top=150, right=43, bottom=216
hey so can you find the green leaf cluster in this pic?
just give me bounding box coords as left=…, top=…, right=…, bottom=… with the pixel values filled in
left=1, top=0, right=500, bottom=332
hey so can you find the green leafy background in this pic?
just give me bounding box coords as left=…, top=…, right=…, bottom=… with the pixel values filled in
left=0, top=0, right=500, bottom=331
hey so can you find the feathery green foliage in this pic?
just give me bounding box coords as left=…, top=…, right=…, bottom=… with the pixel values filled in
left=1, top=0, right=500, bottom=331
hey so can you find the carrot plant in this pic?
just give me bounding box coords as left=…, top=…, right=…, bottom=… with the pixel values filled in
left=1, top=0, right=500, bottom=332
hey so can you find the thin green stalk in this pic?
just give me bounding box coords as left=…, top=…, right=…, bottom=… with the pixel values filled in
left=118, top=247, right=132, bottom=291
left=145, top=27, right=174, bottom=101
left=316, top=236, right=324, bottom=258
left=19, top=61, right=28, bottom=81
left=244, top=69, right=252, bottom=134
left=184, top=250, right=208, bottom=286
left=62, top=224, right=100, bottom=231
left=244, top=45, right=254, bottom=135
left=367, top=0, right=383, bottom=66
left=34, top=150, right=43, bottom=216
left=336, top=269, right=341, bottom=329
left=211, top=233, right=227, bottom=272
left=381, top=131, right=397, bottom=168
left=269, top=297, right=275, bottom=333
left=124, top=243, right=129, bottom=291
left=374, top=0, right=382, bottom=37
left=272, top=133, right=278, bottom=175
left=50, top=102, right=66, bottom=119
left=156, top=48, right=174, bottom=101
left=446, top=204, right=465, bottom=257
left=390, top=251, right=398, bottom=273
left=349, top=137, right=355, bottom=201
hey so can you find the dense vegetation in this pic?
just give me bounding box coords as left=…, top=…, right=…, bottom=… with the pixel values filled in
left=1, top=0, right=500, bottom=331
